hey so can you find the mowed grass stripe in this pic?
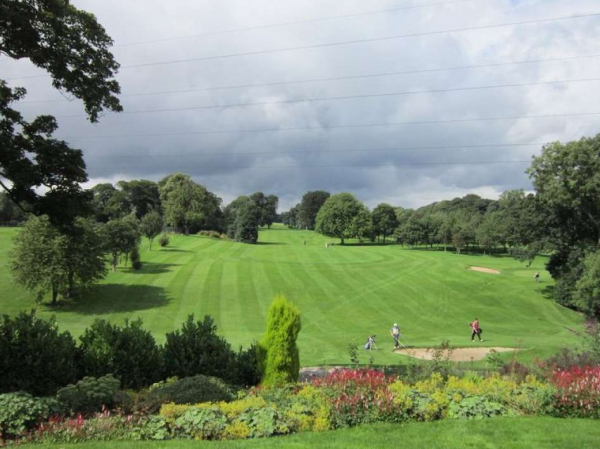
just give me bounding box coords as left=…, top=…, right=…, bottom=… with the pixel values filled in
left=0, top=226, right=585, bottom=366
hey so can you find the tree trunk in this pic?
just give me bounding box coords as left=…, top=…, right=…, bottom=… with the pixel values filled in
left=341, top=238, right=345, bottom=245
left=51, top=287, right=58, bottom=306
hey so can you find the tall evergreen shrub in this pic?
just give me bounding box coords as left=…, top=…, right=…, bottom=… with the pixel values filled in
left=259, top=295, right=302, bottom=386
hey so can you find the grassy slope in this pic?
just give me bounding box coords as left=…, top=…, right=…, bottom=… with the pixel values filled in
left=0, top=225, right=583, bottom=366
left=20, top=417, right=600, bottom=449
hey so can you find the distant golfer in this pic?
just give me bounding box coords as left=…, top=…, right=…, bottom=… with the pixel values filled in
left=534, top=272, right=540, bottom=283
left=390, top=323, right=401, bottom=349
left=470, top=318, right=483, bottom=342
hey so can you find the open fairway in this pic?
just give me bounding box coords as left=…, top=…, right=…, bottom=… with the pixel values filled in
left=0, top=225, right=583, bottom=366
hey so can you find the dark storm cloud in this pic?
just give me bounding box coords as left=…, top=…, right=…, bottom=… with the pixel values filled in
left=3, top=0, right=600, bottom=209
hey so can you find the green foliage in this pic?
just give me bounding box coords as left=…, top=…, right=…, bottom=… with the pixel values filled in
left=197, top=230, right=221, bottom=238
left=130, top=246, right=142, bottom=270
left=448, top=396, right=508, bottom=419
left=249, top=192, right=279, bottom=229
left=0, top=0, right=121, bottom=228
left=127, top=415, right=170, bottom=441
left=173, top=407, right=228, bottom=440
left=158, top=173, right=223, bottom=234
left=0, top=310, right=78, bottom=396
left=371, top=203, right=399, bottom=243
left=147, top=375, right=234, bottom=407
left=101, top=216, right=141, bottom=271
left=56, top=375, right=120, bottom=414
left=158, top=233, right=170, bottom=247
left=78, top=318, right=162, bottom=389
left=141, top=211, right=164, bottom=250
left=259, top=295, right=302, bottom=386
left=10, top=215, right=107, bottom=304
left=315, top=193, right=370, bottom=244
left=297, top=190, right=330, bottom=230
left=573, top=251, right=600, bottom=316
left=0, top=392, right=55, bottom=438
left=163, top=315, right=237, bottom=383
left=224, top=195, right=261, bottom=243
left=235, top=343, right=263, bottom=387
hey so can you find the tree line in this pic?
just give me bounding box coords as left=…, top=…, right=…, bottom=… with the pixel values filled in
left=281, top=136, right=600, bottom=317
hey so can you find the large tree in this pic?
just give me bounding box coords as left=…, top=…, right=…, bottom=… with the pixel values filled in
left=158, top=173, right=222, bottom=234
left=527, top=134, right=600, bottom=314
left=224, top=196, right=260, bottom=243
left=298, top=190, right=330, bottom=230
left=249, top=192, right=278, bottom=229
left=101, top=216, right=141, bottom=271
left=1, top=0, right=122, bottom=227
left=315, top=193, right=369, bottom=244
left=10, top=215, right=107, bottom=305
left=371, top=203, right=398, bottom=244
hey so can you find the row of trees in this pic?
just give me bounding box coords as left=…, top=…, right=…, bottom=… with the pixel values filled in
left=279, top=136, right=600, bottom=317
left=90, top=174, right=278, bottom=239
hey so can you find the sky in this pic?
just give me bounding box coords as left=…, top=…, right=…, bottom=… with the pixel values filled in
left=3, top=0, right=600, bottom=210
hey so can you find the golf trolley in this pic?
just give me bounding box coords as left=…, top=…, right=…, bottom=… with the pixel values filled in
left=364, top=335, right=378, bottom=350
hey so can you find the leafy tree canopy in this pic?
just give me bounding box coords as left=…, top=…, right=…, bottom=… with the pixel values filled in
left=1, top=0, right=122, bottom=227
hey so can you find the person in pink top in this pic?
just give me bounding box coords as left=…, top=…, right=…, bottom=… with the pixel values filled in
left=470, top=318, right=483, bottom=342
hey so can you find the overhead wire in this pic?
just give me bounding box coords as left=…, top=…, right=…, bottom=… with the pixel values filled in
left=63, top=111, right=600, bottom=140
left=48, top=77, right=600, bottom=118
left=20, top=54, right=600, bottom=105
left=6, top=11, right=600, bottom=80
left=83, top=143, right=541, bottom=159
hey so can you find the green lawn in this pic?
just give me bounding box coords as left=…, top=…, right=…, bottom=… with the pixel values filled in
left=0, top=225, right=583, bottom=366
left=19, top=417, right=600, bottom=449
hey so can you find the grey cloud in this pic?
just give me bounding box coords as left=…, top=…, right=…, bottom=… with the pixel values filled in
left=3, top=0, right=600, bottom=210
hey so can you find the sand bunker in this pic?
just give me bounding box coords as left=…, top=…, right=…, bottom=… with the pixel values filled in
left=395, top=347, right=516, bottom=361
left=468, top=266, right=500, bottom=274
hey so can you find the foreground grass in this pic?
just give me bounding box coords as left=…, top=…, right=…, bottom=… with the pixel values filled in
left=21, top=417, right=600, bottom=449
left=0, top=225, right=583, bottom=366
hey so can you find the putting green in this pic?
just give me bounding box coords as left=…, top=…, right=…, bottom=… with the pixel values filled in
left=0, top=225, right=583, bottom=366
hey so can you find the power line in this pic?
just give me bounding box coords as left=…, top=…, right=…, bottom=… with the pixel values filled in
left=88, top=159, right=532, bottom=170
left=115, top=0, right=486, bottom=47
left=83, top=143, right=541, bottom=159
left=51, top=77, right=600, bottom=118
left=20, top=54, right=600, bottom=105
left=63, top=111, right=600, bottom=140
left=8, top=11, right=600, bottom=80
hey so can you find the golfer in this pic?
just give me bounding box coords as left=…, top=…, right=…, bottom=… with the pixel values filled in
left=390, top=323, right=401, bottom=349
left=470, top=318, right=483, bottom=342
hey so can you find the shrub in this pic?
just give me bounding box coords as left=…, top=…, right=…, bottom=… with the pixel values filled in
left=0, top=311, right=78, bottom=396
left=130, top=246, right=142, bottom=270
left=448, top=396, right=508, bottom=419
left=258, top=295, right=301, bottom=386
left=173, top=407, right=227, bottom=440
left=56, top=375, right=120, bottom=414
left=126, top=415, right=170, bottom=441
left=551, top=366, right=600, bottom=418
left=0, top=392, right=57, bottom=439
left=158, top=234, right=170, bottom=247
left=235, top=343, right=263, bottom=387
left=163, top=315, right=237, bottom=383
left=78, top=318, right=162, bottom=389
left=312, top=369, right=398, bottom=428
left=197, top=230, right=221, bottom=239
left=147, top=375, right=234, bottom=408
